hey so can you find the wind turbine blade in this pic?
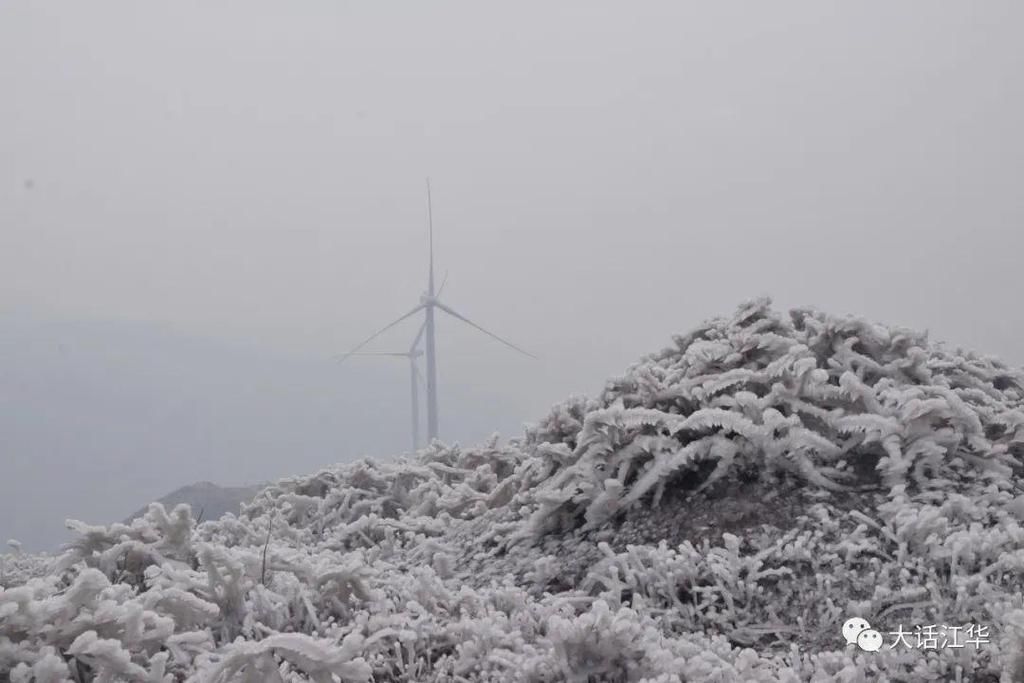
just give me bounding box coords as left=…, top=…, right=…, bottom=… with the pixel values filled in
left=409, top=320, right=427, bottom=353
left=338, top=304, right=424, bottom=364
left=426, top=178, right=435, bottom=294
left=434, top=301, right=538, bottom=359
left=437, top=270, right=449, bottom=297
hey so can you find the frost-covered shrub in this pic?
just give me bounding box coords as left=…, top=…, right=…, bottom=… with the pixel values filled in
left=0, top=550, right=50, bottom=590
left=515, top=298, right=1023, bottom=540
left=4, top=299, right=1024, bottom=681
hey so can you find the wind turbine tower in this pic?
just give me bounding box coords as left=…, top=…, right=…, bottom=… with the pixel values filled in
left=340, top=180, right=535, bottom=446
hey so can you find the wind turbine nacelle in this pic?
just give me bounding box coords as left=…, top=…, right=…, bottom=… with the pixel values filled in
left=419, top=294, right=438, bottom=306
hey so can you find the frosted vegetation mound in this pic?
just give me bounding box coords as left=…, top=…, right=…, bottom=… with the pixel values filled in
left=4, top=298, right=1024, bottom=681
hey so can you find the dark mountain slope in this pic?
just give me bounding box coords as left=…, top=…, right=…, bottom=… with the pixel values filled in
left=124, top=482, right=261, bottom=525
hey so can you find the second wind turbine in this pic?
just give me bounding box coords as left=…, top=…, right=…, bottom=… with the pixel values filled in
left=339, top=180, right=536, bottom=448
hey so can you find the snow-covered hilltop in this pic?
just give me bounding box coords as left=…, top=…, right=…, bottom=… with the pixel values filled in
left=4, top=298, right=1024, bottom=681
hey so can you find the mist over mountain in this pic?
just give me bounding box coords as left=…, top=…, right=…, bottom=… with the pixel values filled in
left=3, top=1, right=1024, bottom=678
left=0, top=312, right=531, bottom=551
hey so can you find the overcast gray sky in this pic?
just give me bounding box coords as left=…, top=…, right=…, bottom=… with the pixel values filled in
left=2, top=1, right=1023, bottom=549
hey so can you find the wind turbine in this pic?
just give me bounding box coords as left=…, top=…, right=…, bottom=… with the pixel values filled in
left=339, top=179, right=536, bottom=446
left=344, top=272, right=450, bottom=450
left=345, top=322, right=426, bottom=451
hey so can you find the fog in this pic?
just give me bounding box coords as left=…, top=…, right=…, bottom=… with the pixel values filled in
left=2, top=1, right=1022, bottom=550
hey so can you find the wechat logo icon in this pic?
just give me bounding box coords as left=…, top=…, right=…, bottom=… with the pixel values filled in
left=843, top=617, right=883, bottom=652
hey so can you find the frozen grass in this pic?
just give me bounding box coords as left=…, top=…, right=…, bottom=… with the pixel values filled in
left=3, top=298, right=1024, bottom=681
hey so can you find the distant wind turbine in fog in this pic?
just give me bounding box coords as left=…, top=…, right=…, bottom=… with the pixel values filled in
left=344, top=323, right=426, bottom=451
left=339, top=180, right=536, bottom=448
